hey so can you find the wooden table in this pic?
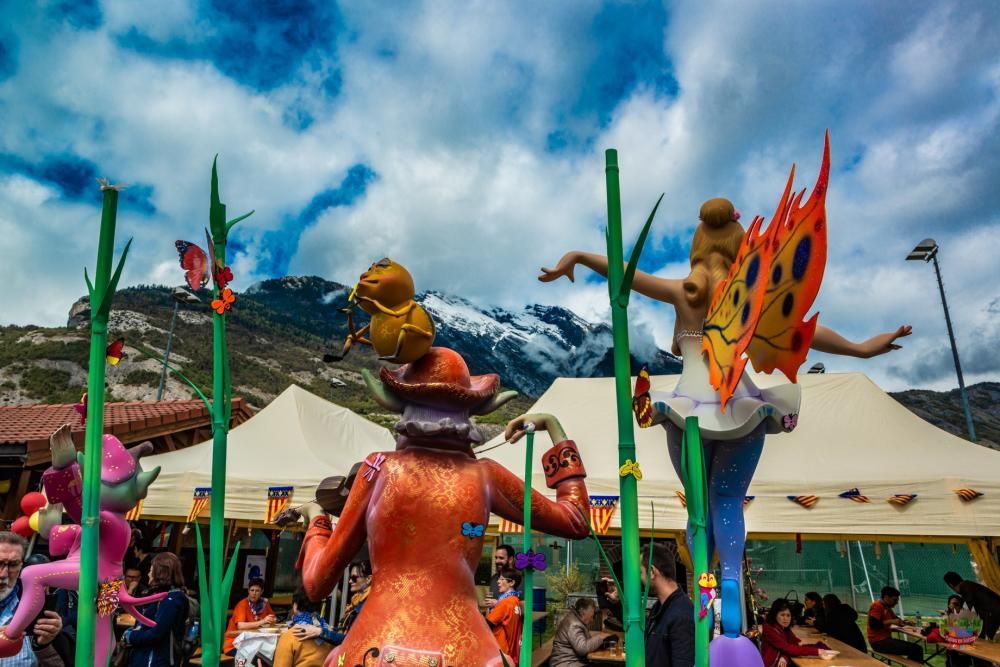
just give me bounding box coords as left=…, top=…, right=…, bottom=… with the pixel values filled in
left=587, top=631, right=625, bottom=664
left=892, top=625, right=945, bottom=662
left=895, top=624, right=1000, bottom=664
left=791, top=626, right=885, bottom=667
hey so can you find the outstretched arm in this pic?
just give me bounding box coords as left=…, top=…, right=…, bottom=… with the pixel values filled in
left=485, top=413, right=591, bottom=539
left=811, top=324, right=912, bottom=359
left=297, top=468, right=377, bottom=602
left=540, top=251, right=685, bottom=306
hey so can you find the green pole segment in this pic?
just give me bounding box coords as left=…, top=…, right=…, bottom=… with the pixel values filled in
left=681, top=416, right=710, bottom=667
left=77, top=182, right=131, bottom=667
left=197, top=157, right=253, bottom=666
left=603, top=148, right=644, bottom=666
left=518, top=429, right=535, bottom=667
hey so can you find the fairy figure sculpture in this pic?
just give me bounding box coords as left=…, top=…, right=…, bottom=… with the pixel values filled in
left=0, top=426, right=167, bottom=664
left=541, top=134, right=911, bottom=664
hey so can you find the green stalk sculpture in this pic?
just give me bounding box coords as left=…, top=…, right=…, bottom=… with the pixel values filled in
left=518, top=429, right=535, bottom=667
left=603, top=149, right=661, bottom=665
left=77, top=181, right=132, bottom=666
left=680, top=416, right=710, bottom=667
left=197, top=158, right=253, bottom=665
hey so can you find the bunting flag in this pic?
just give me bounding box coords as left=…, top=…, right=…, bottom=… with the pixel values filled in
left=186, top=487, right=211, bottom=523
left=497, top=518, right=523, bottom=534
left=888, top=494, right=917, bottom=507
left=676, top=490, right=687, bottom=508
left=124, top=500, right=143, bottom=522
left=743, top=496, right=755, bottom=509
left=788, top=495, right=819, bottom=509
left=265, top=486, right=294, bottom=524
left=955, top=488, right=984, bottom=502
left=589, top=495, right=619, bottom=535
left=839, top=488, right=870, bottom=503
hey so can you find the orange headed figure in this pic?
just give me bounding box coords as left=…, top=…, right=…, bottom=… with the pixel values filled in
left=326, top=258, right=435, bottom=364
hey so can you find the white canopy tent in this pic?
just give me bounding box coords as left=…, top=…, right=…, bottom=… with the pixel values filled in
left=140, top=384, right=396, bottom=522
left=483, top=372, right=1000, bottom=540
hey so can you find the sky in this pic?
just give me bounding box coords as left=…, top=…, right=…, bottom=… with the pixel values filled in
left=0, top=0, right=998, bottom=393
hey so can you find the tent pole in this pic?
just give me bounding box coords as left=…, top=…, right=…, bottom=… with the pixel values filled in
left=846, top=541, right=857, bottom=609
left=339, top=568, right=350, bottom=624
left=566, top=538, right=572, bottom=576
left=887, top=543, right=903, bottom=617
left=857, top=541, right=874, bottom=602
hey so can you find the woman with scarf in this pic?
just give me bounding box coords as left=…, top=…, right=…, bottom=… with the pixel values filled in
left=273, top=588, right=333, bottom=666
left=486, top=569, right=523, bottom=660
left=295, top=561, right=372, bottom=646
left=223, top=578, right=276, bottom=655
left=122, top=552, right=189, bottom=667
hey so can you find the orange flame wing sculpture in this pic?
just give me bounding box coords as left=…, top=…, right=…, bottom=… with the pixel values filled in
left=702, top=213, right=775, bottom=410
left=746, top=132, right=830, bottom=381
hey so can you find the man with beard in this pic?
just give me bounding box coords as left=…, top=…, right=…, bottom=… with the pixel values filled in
left=0, top=532, right=65, bottom=667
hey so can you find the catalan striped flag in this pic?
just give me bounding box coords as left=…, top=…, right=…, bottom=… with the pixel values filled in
left=187, top=487, right=211, bottom=523
left=676, top=490, right=687, bottom=508
left=124, top=500, right=143, bottom=522
left=589, top=496, right=619, bottom=535
left=788, top=495, right=819, bottom=509
left=839, top=488, right=870, bottom=503
left=955, top=488, right=984, bottom=502
left=888, top=494, right=917, bottom=507
left=265, top=486, right=294, bottom=524
left=497, top=518, right=523, bottom=534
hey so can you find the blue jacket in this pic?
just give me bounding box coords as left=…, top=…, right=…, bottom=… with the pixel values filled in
left=124, top=589, right=188, bottom=667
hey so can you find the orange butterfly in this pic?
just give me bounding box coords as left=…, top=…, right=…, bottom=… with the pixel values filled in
left=212, top=288, right=236, bottom=314
left=106, top=337, right=125, bottom=365
left=632, top=364, right=655, bottom=428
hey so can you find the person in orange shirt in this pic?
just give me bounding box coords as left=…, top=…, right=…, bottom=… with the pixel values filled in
left=486, top=568, right=523, bottom=661
left=224, top=578, right=277, bottom=655
left=867, top=586, right=921, bottom=662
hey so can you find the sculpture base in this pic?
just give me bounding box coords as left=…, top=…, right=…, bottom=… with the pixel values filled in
left=709, top=634, right=764, bottom=667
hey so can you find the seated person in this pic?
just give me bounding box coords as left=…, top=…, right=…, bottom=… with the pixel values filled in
left=295, top=560, right=372, bottom=646
left=867, top=586, right=922, bottom=662
left=273, top=587, right=333, bottom=667
left=818, top=594, right=867, bottom=653
left=223, top=578, right=276, bottom=656
left=550, top=597, right=612, bottom=667
left=760, top=599, right=825, bottom=667
left=945, top=571, right=1000, bottom=639
left=596, top=577, right=623, bottom=631
left=946, top=594, right=964, bottom=615
left=801, top=592, right=824, bottom=627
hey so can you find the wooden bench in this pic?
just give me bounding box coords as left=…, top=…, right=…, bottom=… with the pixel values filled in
left=531, top=638, right=554, bottom=667
left=870, top=651, right=924, bottom=667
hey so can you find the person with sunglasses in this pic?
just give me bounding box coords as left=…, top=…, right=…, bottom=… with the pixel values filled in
left=294, top=561, right=372, bottom=646
left=0, top=532, right=65, bottom=667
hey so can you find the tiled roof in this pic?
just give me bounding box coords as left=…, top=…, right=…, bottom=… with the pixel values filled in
left=0, top=398, right=253, bottom=466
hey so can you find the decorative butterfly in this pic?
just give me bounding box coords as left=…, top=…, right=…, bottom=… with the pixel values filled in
left=782, top=413, right=798, bottom=430
left=73, top=392, right=87, bottom=425
left=632, top=364, right=654, bottom=428
left=213, top=265, right=234, bottom=290
left=211, top=288, right=236, bottom=314
left=746, top=133, right=830, bottom=382
left=514, top=550, right=546, bottom=572
left=106, top=337, right=125, bottom=366
left=461, top=522, right=485, bottom=538
left=175, top=240, right=209, bottom=290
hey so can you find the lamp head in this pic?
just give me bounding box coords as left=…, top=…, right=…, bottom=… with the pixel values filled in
left=906, top=238, right=938, bottom=262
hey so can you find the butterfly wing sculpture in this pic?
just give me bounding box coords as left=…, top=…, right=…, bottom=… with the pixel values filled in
left=746, top=132, right=830, bottom=381
left=175, top=240, right=209, bottom=290
left=105, top=337, right=125, bottom=366
left=632, top=364, right=654, bottom=428
left=703, top=133, right=830, bottom=408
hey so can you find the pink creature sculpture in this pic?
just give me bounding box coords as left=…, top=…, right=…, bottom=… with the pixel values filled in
left=0, top=425, right=168, bottom=663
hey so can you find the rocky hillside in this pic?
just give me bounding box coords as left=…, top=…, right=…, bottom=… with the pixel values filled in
left=1, top=276, right=996, bottom=447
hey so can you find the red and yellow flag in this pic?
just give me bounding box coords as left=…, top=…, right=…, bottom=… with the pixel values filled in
left=589, top=496, right=619, bottom=535
left=124, top=500, right=143, bottom=522
left=265, top=486, right=294, bottom=524
left=187, top=487, right=211, bottom=523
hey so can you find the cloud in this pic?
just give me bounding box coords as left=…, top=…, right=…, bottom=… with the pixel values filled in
left=0, top=0, right=997, bottom=395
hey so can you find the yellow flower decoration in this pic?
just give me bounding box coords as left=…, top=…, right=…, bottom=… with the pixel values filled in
left=619, top=459, right=643, bottom=481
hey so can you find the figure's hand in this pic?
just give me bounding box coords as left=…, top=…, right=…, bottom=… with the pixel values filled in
left=298, top=501, right=327, bottom=526
left=36, top=504, right=64, bottom=537
left=778, top=658, right=788, bottom=667
left=49, top=424, right=77, bottom=469
left=32, top=611, right=62, bottom=646
left=292, top=624, right=322, bottom=640
left=539, top=252, right=580, bottom=283
left=860, top=325, right=912, bottom=358
left=504, top=413, right=567, bottom=444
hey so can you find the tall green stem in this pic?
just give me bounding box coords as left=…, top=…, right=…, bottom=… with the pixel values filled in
left=681, top=417, right=710, bottom=667
left=518, top=431, right=534, bottom=667
left=76, top=187, right=119, bottom=666
left=604, top=149, right=644, bottom=665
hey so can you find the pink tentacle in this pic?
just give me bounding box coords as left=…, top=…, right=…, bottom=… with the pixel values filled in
left=119, top=602, right=159, bottom=628
left=118, top=585, right=168, bottom=627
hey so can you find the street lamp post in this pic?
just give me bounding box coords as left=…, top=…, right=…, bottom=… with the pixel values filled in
left=156, top=286, right=203, bottom=400
left=906, top=239, right=977, bottom=442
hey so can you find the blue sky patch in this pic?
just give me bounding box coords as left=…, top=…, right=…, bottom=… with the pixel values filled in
left=48, top=0, right=102, bottom=30
left=0, top=33, right=17, bottom=81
